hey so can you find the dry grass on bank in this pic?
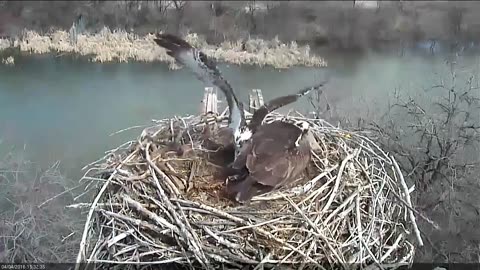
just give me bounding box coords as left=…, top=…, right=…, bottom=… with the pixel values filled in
left=0, top=39, right=10, bottom=51
left=0, top=28, right=327, bottom=69
left=1, top=56, right=14, bottom=66
left=72, top=110, right=422, bottom=269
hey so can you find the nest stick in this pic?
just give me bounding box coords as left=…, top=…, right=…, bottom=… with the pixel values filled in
left=322, top=149, right=358, bottom=212
left=149, top=161, right=211, bottom=269
left=145, top=143, right=180, bottom=196
left=123, top=194, right=180, bottom=235
left=202, top=227, right=242, bottom=250
left=380, top=233, right=404, bottom=263
left=100, top=209, right=168, bottom=235
left=391, top=156, right=424, bottom=247
left=356, top=194, right=364, bottom=264
left=74, top=149, right=138, bottom=270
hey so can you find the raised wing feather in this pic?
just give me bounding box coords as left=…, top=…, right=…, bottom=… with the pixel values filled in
left=154, top=34, right=218, bottom=85
left=248, top=81, right=327, bottom=133
left=154, top=33, right=246, bottom=132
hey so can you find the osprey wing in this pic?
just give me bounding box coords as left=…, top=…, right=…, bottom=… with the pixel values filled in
left=154, top=33, right=245, bottom=133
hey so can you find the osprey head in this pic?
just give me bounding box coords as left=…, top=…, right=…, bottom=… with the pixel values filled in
left=280, top=117, right=310, bottom=133
left=294, top=120, right=310, bottom=133
left=234, top=125, right=252, bottom=150
left=286, top=119, right=311, bottom=147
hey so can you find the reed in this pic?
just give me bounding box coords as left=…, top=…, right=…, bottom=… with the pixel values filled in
left=1, top=56, right=14, bottom=66
left=0, top=28, right=327, bottom=69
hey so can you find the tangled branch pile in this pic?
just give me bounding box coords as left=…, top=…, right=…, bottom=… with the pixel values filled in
left=72, top=111, right=421, bottom=269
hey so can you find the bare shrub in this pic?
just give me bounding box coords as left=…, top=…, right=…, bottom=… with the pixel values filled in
left=366, top=59, right=480, bottom=262
left=308, top=57, right=480, bottom=262
left=0, top=151, right=83, bottom=262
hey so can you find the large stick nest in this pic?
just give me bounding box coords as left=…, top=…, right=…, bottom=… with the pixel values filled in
left=72, top=112, right=420, bottom=269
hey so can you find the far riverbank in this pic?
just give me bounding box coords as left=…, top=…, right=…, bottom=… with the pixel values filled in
left=0, top=29, right=327, bottom=69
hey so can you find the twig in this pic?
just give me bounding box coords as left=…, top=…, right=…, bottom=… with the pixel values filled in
left=38, top=183, right=83, bottom=208
left=356, top=194, right=364, bottom=266
left=74, top=149, right=138, bottom=270
left=391, top=156, right=424, bottom=247
left=322, top=149, right=358, bottom=212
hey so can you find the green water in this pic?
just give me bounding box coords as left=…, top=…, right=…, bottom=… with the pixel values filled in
left=0, top=51, right=479, bottom=180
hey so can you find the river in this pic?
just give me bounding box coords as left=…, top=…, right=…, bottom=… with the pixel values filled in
left=1, top=47, right=479, bottom=181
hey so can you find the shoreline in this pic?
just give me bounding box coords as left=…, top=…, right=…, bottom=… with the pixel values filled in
left=0, top=28, right=327, bottom=69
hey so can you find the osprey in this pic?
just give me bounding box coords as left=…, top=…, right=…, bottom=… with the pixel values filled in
left=154, top=34, right=324, bottom=202
left=201, top=84, right=323, bottom=169
left=225, top=88, right=323, bottom=202
left=153, top=34, right=250, bottom=153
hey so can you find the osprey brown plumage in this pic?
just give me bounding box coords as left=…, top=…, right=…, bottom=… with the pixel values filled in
left=201, top=84, right=324, bottom=169
left=226, top=119, right=318, bottom=202
left=153, top=33, right=324, bottom=203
